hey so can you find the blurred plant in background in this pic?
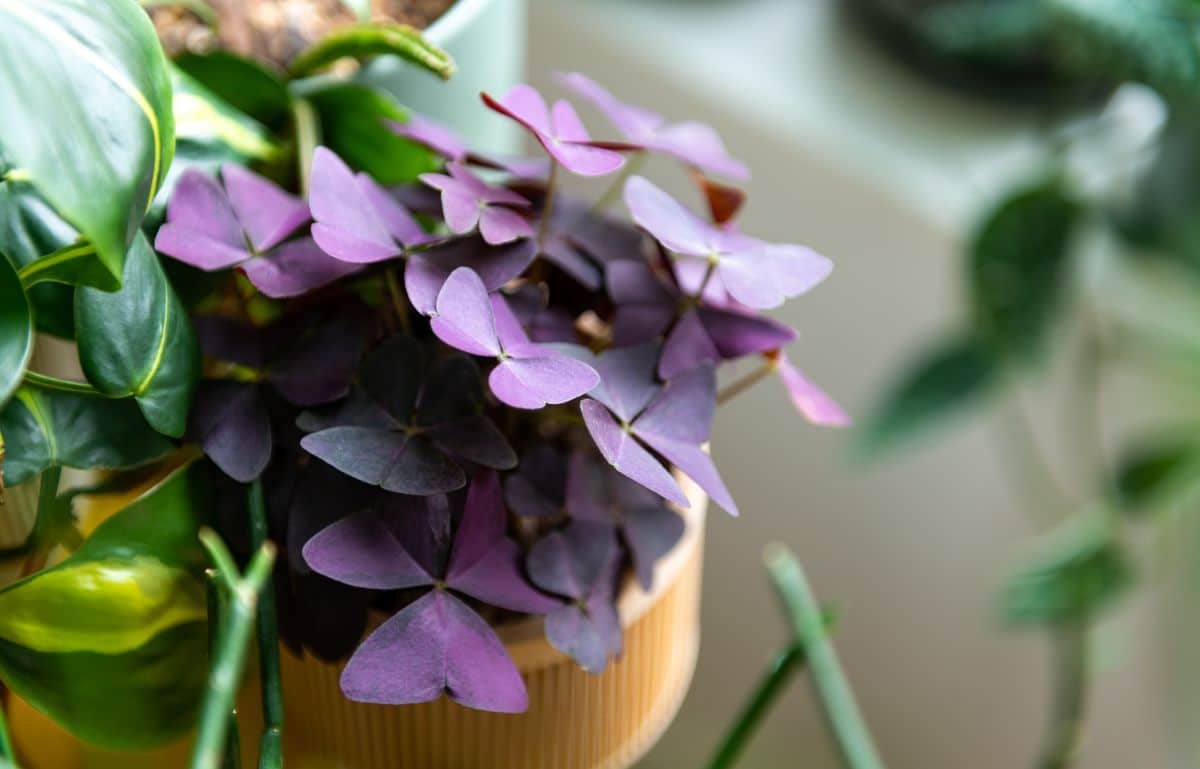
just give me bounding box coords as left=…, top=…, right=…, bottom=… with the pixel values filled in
left=863, top=0, right=1200, bottom=766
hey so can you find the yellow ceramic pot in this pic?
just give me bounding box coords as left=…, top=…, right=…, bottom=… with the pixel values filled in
left=278, top=480, right=707, bottom=769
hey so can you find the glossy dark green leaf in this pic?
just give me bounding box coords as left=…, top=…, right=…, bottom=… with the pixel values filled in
left=0, top=254, right=32, bottom=407
left=999, top=516, right=1132, bottom=626
left=1115, top=437, right=1200, bottom=518
left=174, top=50, right=292, bottom=132
left=289, top=22, right=455, bottom=80
left=859, top=336, right=998, bottom=456
left=75, top=233, right=200, bottom=438
left=969, top=177, right=1079, bottom=360
left=0, top=462, right=211, bottom=749
left=0, top=173, right=79, bottom=338
left=0, top=386, right=174, bottom=486
left=308, top=83, right=440, bottom=185
left=0, top=0, right=175, bottom=290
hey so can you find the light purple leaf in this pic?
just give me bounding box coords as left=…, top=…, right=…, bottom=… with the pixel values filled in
left=778, top=353, right=851, bottom=427
left=310, top=147, right=405, bottom=264
left=221, top=163, right=311, bottom=252
left=624, top=175, right=715, bottom=257
left=340, top=590, right=528, bottom=712
left=633, top=366, right=716, bottom=446
left=580, top=399, right=688, bottom=508
left=482, top=85, right=625, bottom=177
left=588, top=344, right=661, bottom=423
left=660, top=309, right=721, bottom=380
left=405, top=238, right=535, bottom=316
left=430, top=267, right=502, bottom=356
left=489, top=354, right=600, bottom=410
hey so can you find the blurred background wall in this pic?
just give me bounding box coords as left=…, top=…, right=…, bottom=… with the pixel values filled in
left=524, top=1, right=1174, bottom=767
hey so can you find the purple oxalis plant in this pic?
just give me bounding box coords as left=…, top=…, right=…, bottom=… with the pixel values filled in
left=158, top=74, right=847, bottom=712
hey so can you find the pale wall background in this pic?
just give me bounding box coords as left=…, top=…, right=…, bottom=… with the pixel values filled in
left=522, top=1, right=1176, bottom=767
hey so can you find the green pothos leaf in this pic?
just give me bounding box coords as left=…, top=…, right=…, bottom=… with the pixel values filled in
left=859, top=336, right=998, bottom=456
left=0, top=0, right=176, bottom=291
left=75, top=233, right=200, bottom=438
left=307, top=83, right=440, bottom=185
left=0, top=173, right=79, bottom=337
left=999, top=513, right=1132, bottom=626
left=289, top=22, right=455, bottom=80
left=0, top=462, right=210, bottom=749
left=173, top=51, right=292, bottom=132
left=0, top=385, right=174, bottom=486
left=0, top=253, right=31, bottom=407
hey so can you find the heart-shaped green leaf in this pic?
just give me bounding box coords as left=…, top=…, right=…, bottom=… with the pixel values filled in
left=999, top=513, right=1132, bottom=626
left=75, top=233, right=199, bottom=438
left=0, top=462, right=210, bottom=749
left=0, top=385, right=174, bottom=486
left=174, top=51, right=292, bottom=132
left=0, top=253, right=32, bottom=407
left=859, top=336, right=998, bottom=456
left=969, top=177, right=1079, bottom=361
left=0, top=171, right=80, bottom=338
left=289, top=22, right=455, bottom=80
left=0, top=0, right=175, bottom=291
left=308, top=82, right=440, bottom=185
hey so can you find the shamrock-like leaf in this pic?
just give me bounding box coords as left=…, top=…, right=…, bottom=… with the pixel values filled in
left=482, top=85, right=626, bottom=177
left=405, top=237, right=536, bottom=316
left=155, top=166, right=356, bottom=297
left=430, top=267, right=600, bottom=409
left=304, top=471, right=556, bottom=711
left=558, top=72, right=748, bottom=179
left=420, top=162, right=533, bottom=245
left=300, top=336, right=516, bottom=494
left=608, top=260, right=795, bottom=379
left=387, top=112, right=548, bottom=179
left=567, top=452, right=685, bottom=591
left=624, top=176, right=831, bottom=310
left=190, top=312, right=368, bottom=481
left=579, top=346, right=736, bottom=514
left=775, top=352, right=850, bottom=427
left=527, top=519, right=622, bottom=673
left=310, top=147, right=433, bottom=264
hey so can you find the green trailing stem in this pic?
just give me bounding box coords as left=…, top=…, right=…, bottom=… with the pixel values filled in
left=705, top=643, right=806, bottom=769
left=705, top=609, right=840, bottom=769
left=1036, top=622, right=1090, bottom=769
left=192, top=530, right=275, bottom=769
left=765, top=545, right=886, bottom=769
left=247, top=480, right=284, bottom=769
left=206, top=571, right=241, bottom=769
left=0, top=687, right=15, bottom=768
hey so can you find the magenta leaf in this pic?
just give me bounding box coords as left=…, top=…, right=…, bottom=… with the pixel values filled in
left=482, top=84, right=626, bottom=177
left=303, top=507, right=435, bottom=590
left=558, top=72, right=748, bottom=179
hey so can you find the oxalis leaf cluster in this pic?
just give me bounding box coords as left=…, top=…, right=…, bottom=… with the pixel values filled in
left=157, top=73, right=847, bottom=712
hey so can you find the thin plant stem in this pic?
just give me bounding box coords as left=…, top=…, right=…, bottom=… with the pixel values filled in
left=206, top=572, right=242, bottom=769
left=995, top=385, right=1073, bottom=525
left=21, top=372, right=109, bottom=398
left=1036, top=622, right=1090, bottom=769
left=591, top=152, right=645, bottom=215
left=247, top=481, right=284, bottom=769
left=191, top=530, right=276, bottom=769
left=291, top=99, right=320, bottom=197
left=764, top=545, right=886, bottom=769
left=1071, top=311, right=1111, bottom=499
left=705, top=644, right=806, bottom=769
left=536, top=160, right=561, bottom=248
left=384, top=268, right=412, bottom=335
left=20, top=467, right=61, bottom=578
left=0, top=688, right=15, bottom=768
left=718, top=361, right=776, bottom=405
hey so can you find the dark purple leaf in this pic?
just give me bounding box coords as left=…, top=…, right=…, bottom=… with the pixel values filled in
left=339, top=590, right=528, bottom=712
left=303, top=507, right=435, bottom=590
left=189, top=380, right=272, bottom=483
left=505, top=445, right=567, bottom=519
